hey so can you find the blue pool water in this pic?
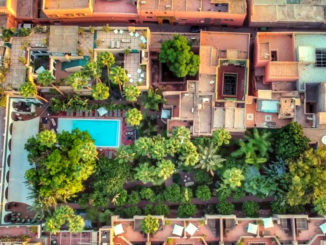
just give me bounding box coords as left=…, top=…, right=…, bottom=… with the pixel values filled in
left=259, top=100, right=279, bottom=113
left=57, top=118, right=121, bottom=147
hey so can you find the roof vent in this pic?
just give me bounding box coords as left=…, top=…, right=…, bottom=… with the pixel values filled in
left=140, top=0, right=146, bottom=4
left=165, top=4, right=171, bottom=9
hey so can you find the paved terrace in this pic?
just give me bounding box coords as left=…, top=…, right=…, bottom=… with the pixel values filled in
left=4, top=33, right=47, bottom=90
left=99, top=215, right=326, bottom=245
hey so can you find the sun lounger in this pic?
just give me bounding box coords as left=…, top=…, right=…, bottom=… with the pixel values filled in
left=109, top=151, right=112, bottom=159
left=111, top=40, right=115, bottom=48
left=116, top=40, right=121, bottom=48
left=95, top=111, right=99, bottom=117
left=51, top=118, right=56, bottom=127
left=117, top=109, right=121, bottom=117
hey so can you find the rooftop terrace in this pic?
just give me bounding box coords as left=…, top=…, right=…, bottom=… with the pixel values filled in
left=94, top=0, right=137, bottom=14
left=44, top=0, right=89, bottom=9
left=138, top=0, right=246, bottom=14
left=251, top=0, right=325, bottom=23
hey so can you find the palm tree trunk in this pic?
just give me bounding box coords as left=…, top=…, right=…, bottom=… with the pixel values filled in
left=51, top=84, right=64, bottom=96
left=35, top=95, right=48, bottom=103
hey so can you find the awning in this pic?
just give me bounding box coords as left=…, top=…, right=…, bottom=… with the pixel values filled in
left=114, top=224, right=124, bottom=236
left=320, top=223, right=326, bottom=234
left=185, top=223, right=198, bottom=236
left=247, top=223, right=258, bottom=235
left=97, top=107, right=108, bottom=117
left=8, top=117, right=40, bottom=206
left=263, top=218, right=274, bottom=228
left=172, top=224, right=184, bottom=236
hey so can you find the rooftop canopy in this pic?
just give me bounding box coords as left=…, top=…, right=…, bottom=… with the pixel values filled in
left=8, top=117, right=40, bottom=206
left=263, top=218, right=274, bottom=229
left=247, top=223, right=258, bottom=235
left=172, top=224, right=184, bottom=237
left=185, top=223, right=198, bottom=236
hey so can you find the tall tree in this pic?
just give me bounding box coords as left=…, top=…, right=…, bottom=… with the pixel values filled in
left=19, top=81, right=47, bottom=102
left=109, top=65, right=129, bottom=92
left=212, top=128, right=231, bottom=146
left=83, top=61, right=101, bottom=82
left=159, top=34, right=199, bottom=78
left=126, top=108, right=143, bottom=126
left=141, top=215, right=159, bottom=241
left=123, top=84, right=141, bottom=102
left=141, top=88, right=166, bottom=111
left=274, top=122, right=310, bottom=160
left=287, top=147, right=326, bottom=208
left=92, top=83, right=110, bottom=100
left=25, top=129, right=97, bottom=207
left=195, top=142, right=226, bottom=176
left=45, top=205, right=84, bottom=234
left=66, top=71, right=89, bottom=91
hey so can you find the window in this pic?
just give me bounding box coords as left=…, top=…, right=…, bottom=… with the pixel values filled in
left=223, top=73, right=237, bottom=96
left=271, top=50, right=278, bottom=61
left=315, top=49, right=326, bottom=67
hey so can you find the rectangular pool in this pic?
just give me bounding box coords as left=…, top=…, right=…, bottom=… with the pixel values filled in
left=257, top=100, right=279, bottom=113
left=57, top=118, right=121, bottom=148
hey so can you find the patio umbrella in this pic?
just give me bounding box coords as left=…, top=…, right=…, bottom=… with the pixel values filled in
left=320, top=223, right=326, bottom=234
left=185, top=223, right=198, bottom=236
left=97, top=107, right=108, bottom=117
left=263, top=218, right=274, bottom=229
left=247, top=223, right=258, bottom=235
left=172, top=224, right=184, bottom=236
left=114, top=224, right=124, bottom=236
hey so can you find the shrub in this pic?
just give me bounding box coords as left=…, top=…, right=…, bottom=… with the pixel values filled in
left=177, top=203, right=197, bottom=218
left=242, top=201, right=259, bottom=217
left=144, top=204, right=154, bottom=215
left=217, top=201, right=234, bottom=215
left=153, top=203, right=170, bottom=216
left=128, top=191, right=140, bottom=205
left=114, top=189, right=127, bottom=206
left=217, top=187, right=232, bottom=201
left=195, top=185, right=211, bottom=201
left=164, top=184, right=181, bottom=203
left=232, top=189, right=246, bottom=201
left=194, top=170, right=212, bottom=185
left=124, top=206, right=141, bottom=218
left=140, top=188, right=155, bottom=202
left=271, top=200, right=287, bottom=214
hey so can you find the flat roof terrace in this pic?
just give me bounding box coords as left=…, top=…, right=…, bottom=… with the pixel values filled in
left=94, top=0, right=137, bottom=13
left=251, top=1, right=325, bottom=23
left=0, top=0, right=5, bottom=6
left=257, top=33, right=295, bottom=62
left=139, top=0, right=246, bottom=13
left=44, top=0, right=89, bottom=9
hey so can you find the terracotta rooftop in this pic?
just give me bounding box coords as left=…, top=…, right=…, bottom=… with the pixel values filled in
left=94, top=0, right=137, bottom=14
left=48, top=26, right=78, bottom=54
left=200, top=32, right=249, bottom=75
left=251, top=0, right=325, bottom=23
left=138, top=0, right=246, bottom=14
left=44, top=0, right=90, bottom=9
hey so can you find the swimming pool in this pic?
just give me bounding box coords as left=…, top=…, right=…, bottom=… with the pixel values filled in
left=57, top=118, right=121, bottom=148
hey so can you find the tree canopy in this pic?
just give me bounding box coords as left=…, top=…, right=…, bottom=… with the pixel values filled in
left=126, top=108, right=143, bottom=126
left=45, top=205, right=84, bottom=234
left=92, top=82, right=110, bottom=100
left=159, top=35, right=199, bottom=78
left=287, top=147, right=326, bottom=209
left=274, top=122, right=310, bottom=160
left=141, top=215, right=159, bottom=235
left=25, top=129, right=98, bottom=207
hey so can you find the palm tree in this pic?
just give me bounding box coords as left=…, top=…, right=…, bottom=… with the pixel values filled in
left=195, top=142, right=226, bottom=176
left=91, top=83, right=110, bottom=100
left=231, top=128, right=271, bottom=167
left=65, top=71, right=89, bottom=91
left=37, top=70, right=64, bottom=95
left=123, top=84, right=141, bottom=102
left=83, top=61, right=101, bottom=82
left=126, top=108, right=143, bottom=126
left=109, top=65, right=128, bottom=92
left=142, top=88, right=166, bottom=111
left=19, top=81, right=48, bottom=102
left=97, top=51, right=115, bottom=77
